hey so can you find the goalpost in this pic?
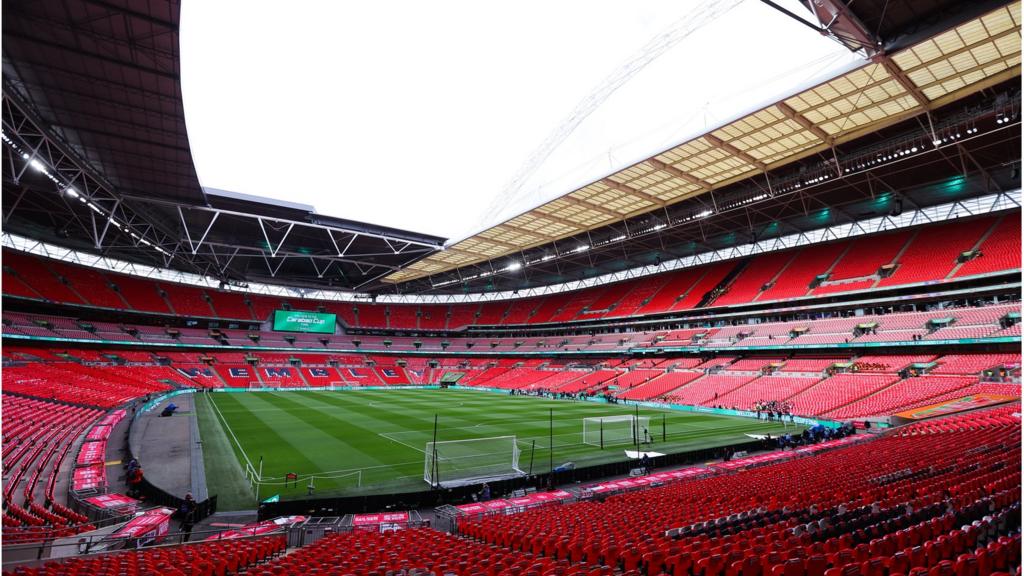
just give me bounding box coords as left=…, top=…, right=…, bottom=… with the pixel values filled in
left=424, top=435, right=524, bottom=488
left=583, top=415, right=651, bottom=448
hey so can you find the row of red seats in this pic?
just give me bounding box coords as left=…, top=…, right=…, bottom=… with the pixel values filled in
left=2, top=395, right=102, bottom=543
left=2, top=364, right=173, bottom=408
left=3, top=534, right=286, bottom=576
left=3, top=304, right=1016, bottom=355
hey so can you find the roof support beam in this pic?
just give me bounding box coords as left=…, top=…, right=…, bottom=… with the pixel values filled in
left=703, top=134, right=767, bottom=171
left=528, top=210, right=590, bottom=232
left=875, top=55, right=931, bottom=110
left=560, top=195, right=623, bottom=218
left=494, top=223, right=557, bottom=242
left=776, top=102, right=835, bottom=146
left=600, top=178, right=667, bottom=207
left=645, top=159, right=713, bottom=191
left=473, top=235, right=527, bottom=251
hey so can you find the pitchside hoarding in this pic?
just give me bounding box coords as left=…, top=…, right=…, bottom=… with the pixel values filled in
left=272, top=310, right=337, bottom=334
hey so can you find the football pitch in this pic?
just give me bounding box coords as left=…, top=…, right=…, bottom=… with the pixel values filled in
left=195, top=388, right=802, bottom=510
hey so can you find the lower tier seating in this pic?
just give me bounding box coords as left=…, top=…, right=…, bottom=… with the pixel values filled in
left=3, top=535, right=286, bottom=576
left=458, top=405, right=1020, bottom=576
left=2, top=395, right=102, bottom=543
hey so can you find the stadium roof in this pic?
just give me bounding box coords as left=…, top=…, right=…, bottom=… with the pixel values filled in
left=1, top=0, right=1020, bottom=295
left=1, top=0, right=444, bottom=291
left=384, top=0, right=1022, bottom=284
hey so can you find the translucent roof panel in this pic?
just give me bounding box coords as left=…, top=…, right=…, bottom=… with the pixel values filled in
left=180, top=0, right=859, bottom=240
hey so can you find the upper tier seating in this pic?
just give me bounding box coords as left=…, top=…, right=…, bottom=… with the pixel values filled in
left=159, top=282, right=215, bottom=317
left=811, top=229, right=915, bottom=295
left=4, top=214, right=1020, bottom=330
left=43, top=261, right=126, bottom=309
left=877, top=217, right=995, bottom=287
left=954, top=215, right=1022, bottom=277
left=1, top=250, right=86, bottom=304
left=714, top=251, right=797, bottom=306
left=110, top=275, right=172, bottom=314
left=205, top=289, right=255, bottom=320
left=760, top=242, right=847, bottom=301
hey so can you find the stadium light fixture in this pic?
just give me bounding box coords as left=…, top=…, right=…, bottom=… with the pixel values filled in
left=505, top=261, right=522, bottom=272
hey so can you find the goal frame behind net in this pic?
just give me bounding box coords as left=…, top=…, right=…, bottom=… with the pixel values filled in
left=424, top=435, right=524, bottom=488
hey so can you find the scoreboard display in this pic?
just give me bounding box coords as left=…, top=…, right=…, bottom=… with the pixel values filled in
left=272, top=310, right=337, bottom=334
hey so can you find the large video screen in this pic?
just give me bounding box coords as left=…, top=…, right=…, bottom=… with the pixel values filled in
left=272, top=310, right=337, bottom=334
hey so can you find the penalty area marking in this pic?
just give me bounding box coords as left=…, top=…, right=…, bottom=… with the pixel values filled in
left=377, top=431, right=427, bottom=454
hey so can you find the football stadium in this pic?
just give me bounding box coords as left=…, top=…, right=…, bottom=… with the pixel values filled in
left=1, top=0, right=1022, bottom=574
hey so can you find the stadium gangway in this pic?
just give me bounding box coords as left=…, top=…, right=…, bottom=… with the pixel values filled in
left=286, top=516, right=346, bottom=548
left=435, top=487, right=584, bottom=533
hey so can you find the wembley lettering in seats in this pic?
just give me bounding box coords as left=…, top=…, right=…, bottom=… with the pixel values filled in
left=178, top=367, right=213, bottom=378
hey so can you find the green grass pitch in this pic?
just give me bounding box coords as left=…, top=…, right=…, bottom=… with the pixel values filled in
left=195, top=388, right=803, bottom=510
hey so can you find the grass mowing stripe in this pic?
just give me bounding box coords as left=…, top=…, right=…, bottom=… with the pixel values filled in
left=206, top=391, right=254, bottom=470
left=195, top=393, right=256, bottom=511
left=210, top=393, right=326, bottom=480
left=259, top=392, right=394, bottom=467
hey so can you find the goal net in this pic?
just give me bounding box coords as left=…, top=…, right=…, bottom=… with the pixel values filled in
left=424, top=436, right=523, bottom=488
left=583, top=415, right=651, bottom=447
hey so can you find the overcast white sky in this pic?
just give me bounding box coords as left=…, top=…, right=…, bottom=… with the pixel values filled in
left=180, top=0, right=863, bottom=241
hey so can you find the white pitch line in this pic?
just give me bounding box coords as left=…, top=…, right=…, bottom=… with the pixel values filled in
left=206, top=393, right=256, bottom=472
left=377, top=431, right=427, bottom=454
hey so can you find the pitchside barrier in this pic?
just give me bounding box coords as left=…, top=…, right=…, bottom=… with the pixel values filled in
left=434, top=488, right=577, bottom=532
